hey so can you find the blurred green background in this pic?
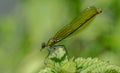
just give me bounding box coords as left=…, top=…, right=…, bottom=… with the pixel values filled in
left=0, top=0, right=120, bottom=73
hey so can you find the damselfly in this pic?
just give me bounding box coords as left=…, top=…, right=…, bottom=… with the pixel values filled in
left=41, top=6, right=102, bottom=58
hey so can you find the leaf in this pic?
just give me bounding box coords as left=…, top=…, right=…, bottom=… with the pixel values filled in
left=61, top=57, right=76, bottom=73
left=39, top=47, right=120, bottom=73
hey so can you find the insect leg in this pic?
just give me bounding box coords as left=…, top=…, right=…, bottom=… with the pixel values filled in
left=44, top=47, right=51, bottom=64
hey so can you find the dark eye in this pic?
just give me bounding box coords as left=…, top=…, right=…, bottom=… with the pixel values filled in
left=41, top=42, right=46, bottom=49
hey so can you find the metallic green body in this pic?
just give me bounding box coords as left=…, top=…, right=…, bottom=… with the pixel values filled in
left=46, top=6, right=102, bottom=47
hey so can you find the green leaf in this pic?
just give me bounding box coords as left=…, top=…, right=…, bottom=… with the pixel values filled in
left=39, top=47, right=120, bottom=73
left=61, top=57, right=76, bottom=73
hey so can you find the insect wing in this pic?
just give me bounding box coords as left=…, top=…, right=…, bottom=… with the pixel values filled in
left=53, top=6, right=100, bottom=42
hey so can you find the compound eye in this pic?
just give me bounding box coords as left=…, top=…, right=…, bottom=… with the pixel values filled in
left=41, top=42, right=46, bottom=49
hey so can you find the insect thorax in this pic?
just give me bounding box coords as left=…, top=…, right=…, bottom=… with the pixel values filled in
left=47, top=37, right=57, bottom=47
